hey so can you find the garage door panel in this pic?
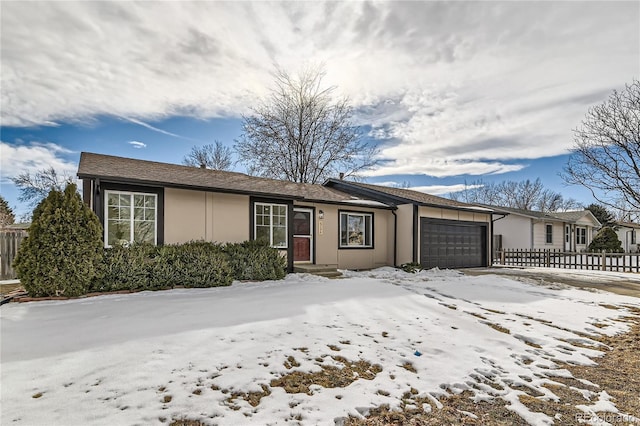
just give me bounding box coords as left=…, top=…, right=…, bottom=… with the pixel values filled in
left=420, top=218, right=487, bottom=269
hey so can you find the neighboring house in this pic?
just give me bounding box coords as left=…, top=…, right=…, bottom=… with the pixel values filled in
left=489, top=206, right=601, bottom=252
left=77, top=153, right=494, bottom=271
left=615, top=222, right=639, bottom=252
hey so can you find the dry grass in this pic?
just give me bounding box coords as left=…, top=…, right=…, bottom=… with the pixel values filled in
left=467, top=312, right=487, bottom=320
left=166, top=307, right=640, bottom=426
left=224, top=384, right=271, bottom=408
left=485, top=323, right=510, bottom=334
left=348, top=314, right=640, bottom=426
left=270, top=356, right=382, bottom=395
left=400, top=361, right=417, bottom=374
left=283, top=355, right=300, bottom=369
left=0, top=283, right=23, bottom=295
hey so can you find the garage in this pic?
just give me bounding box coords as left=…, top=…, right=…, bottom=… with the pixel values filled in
left=420, top=218, right=487, bottom=269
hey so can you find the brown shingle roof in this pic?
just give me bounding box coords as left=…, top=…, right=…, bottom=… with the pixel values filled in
left=482, top=205, right=601, bottom=226
left=78, top=153, right=387, bottom=206
left=326, top=180, right=492, bottom=211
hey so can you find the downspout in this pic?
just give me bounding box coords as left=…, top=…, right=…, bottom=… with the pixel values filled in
left=391, top=209, right=398, bottom=267
left=489, top=215, right=493, bottom=266
left=530, top=219, right=534, bottom=250
left=94, top=178, right=102, bottom=221
left=412, top=204, right=418, bottom=264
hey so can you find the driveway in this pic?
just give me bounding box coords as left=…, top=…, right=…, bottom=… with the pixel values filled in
left=464, top=266, right=640, bottom=298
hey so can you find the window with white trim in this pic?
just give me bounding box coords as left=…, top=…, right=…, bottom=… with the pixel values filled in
left=254, top=203, right=288, bottom=248
left=545, top=224, right=553, bottom=244
left=576, top=227, right=587, bottom=245
left=631, top=230, right=636, bottom=245
left=339, top=211, right=373, bottom=248
left=105, top=191, right=157, bottom=246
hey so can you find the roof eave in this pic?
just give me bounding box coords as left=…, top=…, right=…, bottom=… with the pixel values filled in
left=325, top=179, right=493, bottom=213
left=78, top=173, right=395, bottom=209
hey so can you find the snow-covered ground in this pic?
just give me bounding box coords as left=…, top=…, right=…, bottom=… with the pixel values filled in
left=1, top=268, right=638, bottom=425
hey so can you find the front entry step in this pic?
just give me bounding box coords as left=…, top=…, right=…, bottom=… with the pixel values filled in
left=293, top=264, right=342, bottom=278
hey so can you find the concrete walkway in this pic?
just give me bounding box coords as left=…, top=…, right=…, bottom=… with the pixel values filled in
left=464, top=267, right=640, bottom=298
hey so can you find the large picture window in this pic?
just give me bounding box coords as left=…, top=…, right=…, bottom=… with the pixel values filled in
left=339, top=211, right=373, bottom=248
left=105, top=191, right=157, bottom=246
left=255, top=203, right=288, bottom=248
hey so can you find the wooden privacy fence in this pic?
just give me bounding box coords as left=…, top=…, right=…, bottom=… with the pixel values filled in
left=0, top=230, right=27, bottom=280
left=497, top=249, right=640, bottom=273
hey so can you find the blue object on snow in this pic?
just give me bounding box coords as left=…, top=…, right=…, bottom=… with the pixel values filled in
left=414, top=350, right=422, bottom=356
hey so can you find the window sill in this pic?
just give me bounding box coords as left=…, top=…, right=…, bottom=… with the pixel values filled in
left=338, top=246, right=374, bottom=250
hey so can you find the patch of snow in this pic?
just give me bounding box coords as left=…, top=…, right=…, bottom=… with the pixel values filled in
left=1, top=268, right=638, bottom=425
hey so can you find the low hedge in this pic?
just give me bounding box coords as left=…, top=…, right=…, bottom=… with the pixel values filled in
left=225, top=240, right=287, bottom=281
left=91, top=240, right=285, bottom=294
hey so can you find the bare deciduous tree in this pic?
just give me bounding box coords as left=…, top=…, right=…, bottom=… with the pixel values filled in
left=183, top=141, right=233, bottom=170
left=562, top=80, right=640, bottom=217
left=235, top=65, right=377, bottom=184
left=449, top=178, right=581, bottom=212
left=11, top=167, right=73, bottom=210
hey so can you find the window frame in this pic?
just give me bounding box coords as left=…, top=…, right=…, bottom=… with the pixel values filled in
left=338, top=210, right=374, bottom=249
left=104, top=190, right=158, bottom=247
left=254, top=202, right=288, bottom=249
left=576, top=227, right=587, bottom=245
left=631, top=230, right=637, bottom=245
left=545, top=223, right=553, bottom=244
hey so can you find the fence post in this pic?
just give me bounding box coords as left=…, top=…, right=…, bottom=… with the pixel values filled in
left=601, top=250, right=606, bottom=271
left=545, top=249, right=550, bottom=267
left=500, top=250, right=505, bottom=265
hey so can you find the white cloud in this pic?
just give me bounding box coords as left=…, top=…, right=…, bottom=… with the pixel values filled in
left=1, top=2, right=637, bottom=177
left=123, top=118, right=193, bottom=141
left=128, top=141, right=147, bottom=149
left=409, top=184, right=484, bottom=196
left=0, top=141, right=77, bottom=183
left=365, top=159, right=526, bottom=178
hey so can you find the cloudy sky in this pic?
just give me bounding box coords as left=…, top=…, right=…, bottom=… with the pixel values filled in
left=1, top=1, right=638, bottom=217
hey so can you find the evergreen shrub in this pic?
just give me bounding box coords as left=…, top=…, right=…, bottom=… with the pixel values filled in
left=166, top=241, right=233, bottom=288
left=14, top=184, right=103, bottom=297
left=588, top=227, right=624, bottom=253
left=94, top=243, right=156, bottom=292
left=224, top=240, right=287, bottom=281
left=399, top=262, right=423, bottom=273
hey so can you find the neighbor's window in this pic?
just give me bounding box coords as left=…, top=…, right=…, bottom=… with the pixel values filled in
left=545, top=224, right=553, bottom=244
left=255, top=203, right=288, bottom=248
left=105, top=191, right=157, bottom=247
left=632, top=230, right=637, bottom=245
left=339, top=211, right=373, bottom=248
left=576, top=227, right=587, bottom=245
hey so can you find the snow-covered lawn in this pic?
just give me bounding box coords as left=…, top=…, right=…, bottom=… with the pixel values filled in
left=1, top=268, right=638, bottom=425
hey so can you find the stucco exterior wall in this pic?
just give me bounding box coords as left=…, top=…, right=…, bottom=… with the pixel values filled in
left=493, top=215, right=533, bottom=249
left=418, top=206, right=490, bottom=223
left=297, top=202, right=393, bottom=270
left=532, top=221, right=564, bottom=250
left=164, top=188, right=249, bottom=244
left=395, top=204, right=414, bottom=265
left=616, top=226, right=639, bottom=253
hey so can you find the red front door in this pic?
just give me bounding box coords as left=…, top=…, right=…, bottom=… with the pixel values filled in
left=293, top=209, right=313, bottom=262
